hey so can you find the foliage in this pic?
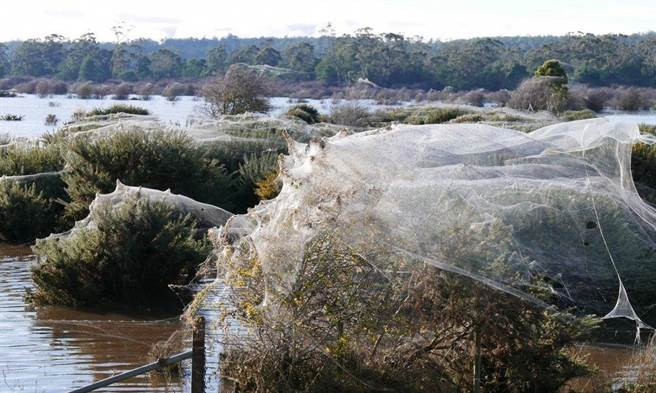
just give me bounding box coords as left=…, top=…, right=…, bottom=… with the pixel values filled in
left=219, top=231, right=598, bottom=393
left=0, top=181, right=59, bottom=242
left=62, top=129, right=233, bottom=220
left=328, top=102, right=374, bottom=127
left=237, top=152, right=281, bottom=204
left=0, top=143, right=64, bottom=176
left=5, top=32, right=656, bottom=91
left=508, top=77, right=568, bottom=113
left=202, top=67, right=270, bottom=116
left=31, top=196, right=211, bottom=307
left=286, top=104, right=321, bottom=124
left=560, top=109, right=597, bottom=121
left=86, top=104, right=149, bottom=116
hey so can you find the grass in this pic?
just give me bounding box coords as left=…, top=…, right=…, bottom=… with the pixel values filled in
left=31, top=195, right=211, bottom=308
left=86, top=105, right=150, bottom=117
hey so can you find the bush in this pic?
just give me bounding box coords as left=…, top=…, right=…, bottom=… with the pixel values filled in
left=45, top=114, right=58, bottom=126
left=63, top=129, right=233, bottom=220
left=328, top=102, right=373, bottom=127
left=112, top=83, right=132, bottom=100
left=561, top=109, right=597, bottom=121
left=508, top=77, right=568, bottom=113
left=236, top=152, right=280, bottom=205
left=0, top=143, right=64, bottom=176
left=615, top=88, right=645, bottom=112
left=0, top=181, right=58, bottom=242
left=31, top=196, right=211, bottom=308
left=203, top=67, right=270, bottom=116
left=219, top=232, right=597, bottom=393
left=405, top=107, right=469, bottom=125
left=287, top=104, right=321, bottom=124
left=87, top=105, right=150, bottom=116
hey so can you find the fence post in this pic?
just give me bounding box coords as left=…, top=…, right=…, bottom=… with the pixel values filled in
left=192, top=315, right=206, bottom=393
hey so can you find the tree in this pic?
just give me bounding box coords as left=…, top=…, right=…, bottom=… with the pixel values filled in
left=206, top=45, right=228, bottom=75
left=12, top=35, right=65, bottom=76
left=255, top=47, right=282, bottom=66
left=78, top=49, right=112, bottom=82
left=284, top=42, right=316, bottom=73
left=149, top=49, right=183, bottom=80
left=535, top=59, right=568, bottom=82
left=183, top=58, right=207, bottom=78
left=0, top=43, right=9, bottom=78
left=57, top=33, right=99, bottom=80
left=202, top=67, right=270, bottom=116
left=231, top=45, right=259, bottom=64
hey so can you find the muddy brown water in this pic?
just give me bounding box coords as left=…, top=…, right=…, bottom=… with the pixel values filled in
left=0, top=244, right=186, bottom=392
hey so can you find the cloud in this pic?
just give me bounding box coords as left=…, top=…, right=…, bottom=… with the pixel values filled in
left=116, top=13, right=182, bottom=25
left=285, top=23, right=317, bottom=36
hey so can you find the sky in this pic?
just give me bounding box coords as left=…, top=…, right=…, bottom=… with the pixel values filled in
left=2, top=0, right=655, bottom=42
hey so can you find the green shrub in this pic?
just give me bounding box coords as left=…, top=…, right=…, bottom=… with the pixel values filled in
left=560, top=109, right=597, bottom=121
left=236, top=152, right=280, bottom=205
left=0, top=143, right=68, bottom=242
left=31, top=196, right=211, bottom=308
left=63, top=129, right=233, bottom=220
left=87, top=105, right=149, bottom=117
left=406, top=107, right=470, bottom=124
left=0, top=143, right=64, bottom=176
left=0, top=181, right=58, bottom=242
left=328, top=103, right=374, bottom=127
left=287, top=104, right=321, bottom=124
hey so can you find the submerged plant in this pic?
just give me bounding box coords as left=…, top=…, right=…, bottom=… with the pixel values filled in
left=31, top=196, right=211, bottom=308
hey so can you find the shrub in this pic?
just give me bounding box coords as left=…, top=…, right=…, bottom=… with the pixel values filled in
left=87, top=105, right=150, bottom=116
left=236, top=152, right=280, bottom=204
left=0, top=143, right=64, bottom=176
left=328, top=102, right=373, bottom=127
left=203, top=67, right=270, bottom=116
left=406, top=107, right=469, bottom=124
left=63, top=129, right=233, bottom=220
left=163, top=82, right=187, bottom=102
left=45, top=114, right=58, bottom=126
left=219, top=232, right=597, bottom=393
left=561, top=109, right=597, bottom=121
left=31, top=196, right=211, bottom=308
left=0, top=181, right=58, bottom=242
left=73, top=81, right=94, bottom=99
left=508, top=77, right=568, bottom=113
left=287, top=104, right=321, bottom=124
left=112, top=83, right=132, bottom=100
left=0, top=114, right=23, bottom=121
left=616, top=88, right=645, bottom=112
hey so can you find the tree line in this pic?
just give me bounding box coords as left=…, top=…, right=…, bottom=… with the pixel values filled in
left=1, top=30, right=656, bottom=90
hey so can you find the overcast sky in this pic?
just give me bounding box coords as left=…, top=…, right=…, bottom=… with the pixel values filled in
left=2, top=0, right=654, bottom=42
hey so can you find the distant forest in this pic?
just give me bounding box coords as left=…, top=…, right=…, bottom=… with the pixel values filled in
left=1, top=29, right=656, bottom=91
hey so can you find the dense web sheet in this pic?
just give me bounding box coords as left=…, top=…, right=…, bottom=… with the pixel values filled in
left=215, top=118, right=656, bottom=337
left=58, top=113, right=346, bottom=143
left=44, top=181, right=233, bottom=242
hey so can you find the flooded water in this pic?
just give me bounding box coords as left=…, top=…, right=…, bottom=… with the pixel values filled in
left=0, top=94, right=407, bottom=138
left=0, top=244, right=186, bottom=393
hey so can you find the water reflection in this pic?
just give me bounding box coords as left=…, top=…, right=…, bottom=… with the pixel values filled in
left=0, top=245, right=185, bottom=392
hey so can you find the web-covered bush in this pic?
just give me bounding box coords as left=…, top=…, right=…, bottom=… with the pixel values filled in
left=31, top=194, right=211, bottom=308
left=210, top=118, right=656, bottom=392
left=63, top=128, right=233, bottom=219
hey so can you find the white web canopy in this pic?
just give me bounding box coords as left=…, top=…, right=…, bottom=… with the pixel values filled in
left=216, top=118, right=656, bottom=334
